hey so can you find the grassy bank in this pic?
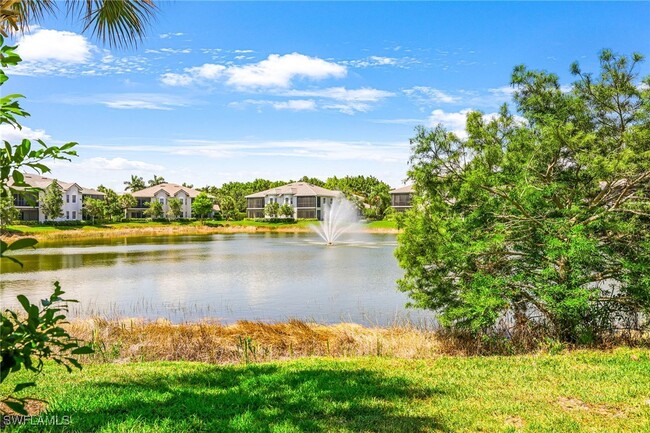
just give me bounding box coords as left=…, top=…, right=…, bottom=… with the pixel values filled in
left=3, top=220, right=398, bottom=241
left=1, top=349, right=649, bottom=432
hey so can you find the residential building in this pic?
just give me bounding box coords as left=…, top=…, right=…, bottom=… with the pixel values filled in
left=389, top=184, right=414, bottom=212
left=126, top=183, right=200, bottom=218
left=245, top=182, right=343, bottom=220
left=9, top=173, right=105, bottom=222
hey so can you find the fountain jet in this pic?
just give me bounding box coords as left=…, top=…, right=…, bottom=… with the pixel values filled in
left=311, top=197, right=359, bottom=245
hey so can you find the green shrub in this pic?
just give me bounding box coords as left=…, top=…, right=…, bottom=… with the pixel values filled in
left=0, top=281, right=93, bottom=415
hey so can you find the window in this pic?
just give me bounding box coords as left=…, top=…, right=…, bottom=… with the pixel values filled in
left=66, top=195, right=70, bottom=203
left=296, top=196, right=316, bottom=207
left=66, top=211, right=69, bottom=219
left=285, top=197, right=290, bottom=204
left=296, top=209, right=316, bottom=219
left=247, top=198, right=264, bottom=208
left=72, top=211, right=76, bottom=219
left=159, top=198, right=164, bottom=204
left=180, top=198, right=184, bottom=205
left=72, top=195, right=76, bottom=203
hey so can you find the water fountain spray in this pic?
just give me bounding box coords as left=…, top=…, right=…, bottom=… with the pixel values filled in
left=311, top=197, right=360, bottom=245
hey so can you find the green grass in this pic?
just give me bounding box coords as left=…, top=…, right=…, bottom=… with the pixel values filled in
left=5, top=221, right=198, bottom=234
left=365, top=220, right=398, bottom=229
left=2, top=349, right=649, bottom=432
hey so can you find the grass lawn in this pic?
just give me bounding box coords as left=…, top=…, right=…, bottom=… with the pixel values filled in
left=5, top=221, right=198, bottom=235
left=365, top=220, right=398, bottom=230
left=2, top=349, right=649, bottom=432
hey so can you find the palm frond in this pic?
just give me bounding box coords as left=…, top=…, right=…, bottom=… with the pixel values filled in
left=0, top=0, right=56, bottom=36
left=67, top=0, right=157, bottom=49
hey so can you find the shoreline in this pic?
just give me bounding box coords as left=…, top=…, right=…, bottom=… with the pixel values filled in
left=1, top=223, right=400, bottom=242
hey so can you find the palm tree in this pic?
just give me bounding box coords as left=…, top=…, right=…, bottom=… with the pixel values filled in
left=123, top=174, right=145, bottom=192
left=0, top=0, right=157, bottom=48
left=148, top=174, right=165, bottom=187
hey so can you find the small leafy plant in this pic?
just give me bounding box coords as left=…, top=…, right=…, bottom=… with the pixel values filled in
left=0, top=281, right=93, bottom=415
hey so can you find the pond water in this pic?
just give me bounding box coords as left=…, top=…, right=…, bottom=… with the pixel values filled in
left=0, top=233, right=432, bottom=325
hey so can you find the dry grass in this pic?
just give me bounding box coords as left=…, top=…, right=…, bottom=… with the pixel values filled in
left=66, top=318, right=650, bottom=365
left=1, top=224, right=311, bottom=242
left=1, top=223, right=400, bottom=242
left=67, top=318, right=445, bottom=364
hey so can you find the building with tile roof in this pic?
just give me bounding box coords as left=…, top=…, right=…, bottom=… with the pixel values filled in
left=126, top=183, right=202, bottom=218
left=9, top=173, right=105, bottom=222
left=245, top=182, right=343, bottom=219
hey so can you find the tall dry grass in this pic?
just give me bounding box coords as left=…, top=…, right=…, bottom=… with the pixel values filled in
left=68, top=318, right=448, bottom=364
left=67, top=318, right=650, bottom=364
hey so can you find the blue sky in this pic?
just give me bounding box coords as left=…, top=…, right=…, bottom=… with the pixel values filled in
left=5, top=1, right=650, bottom=191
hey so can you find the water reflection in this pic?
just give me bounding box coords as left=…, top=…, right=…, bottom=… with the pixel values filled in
left=0, top=233, right=432, bottom=325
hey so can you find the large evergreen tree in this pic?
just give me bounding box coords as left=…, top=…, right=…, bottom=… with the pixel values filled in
left=396, top=51, right=650, bottom=343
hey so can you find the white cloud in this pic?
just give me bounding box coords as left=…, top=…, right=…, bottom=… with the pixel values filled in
left=429, top=109, right=474, bottom=136
left=272, top=100, right=317, bottom=111
left=160, top=73, right=194, bottom=86
left=233, top=49, right=254, bottom=54
left=487, top=86, right=516, bottom=98
left=60, top=93, right=189, bottom=111
left=161, top=53, right=346, bottom=88
left=187, top=63, right=226, bottom=80
left=17, top=29, right=93, bottom=63
left=343, top=55, right=419, bottom=69
left=159, top=32, right=184, bottom=39
left=9, top=29, right=150, bottom=77
left=85, top=157, right=164, bottom=172
left=101, top=94, right=187, bottom=111
left=323, top=102, right=375, bottom=115
left=404, top=86, right=460, bottom=104
left=170, top=139, right=408, bottom=162
left=83, top=139, right=410, bottom=163
left=146, top=48, right=192, bottom=54
left=428, top=108, right=525, bottom=137
left=226, top=53, right=346, bottom=88
left=0, top=124, right=52, bottom=142
left=282, top=87, right=394, bottom=114
left=229, top=87, right=393, bottom=114
left=284, top=87, right=394, bottom=103
left=229, top=99, right=317, bottom=112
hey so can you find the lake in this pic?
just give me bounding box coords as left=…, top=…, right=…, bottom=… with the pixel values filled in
left=0, top=233, right=432, bottom=325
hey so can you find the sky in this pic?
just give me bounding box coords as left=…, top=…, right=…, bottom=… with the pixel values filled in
left=4, top=1, right=650, bottom=191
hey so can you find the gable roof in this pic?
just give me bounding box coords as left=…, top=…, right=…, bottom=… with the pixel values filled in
left=129, top=183, right=201, bottom=198
left=9, top=173, right=104, bottom=195
left=390, top=184, right=414, bottom=194
left=245, top=182, right=342, bottom=198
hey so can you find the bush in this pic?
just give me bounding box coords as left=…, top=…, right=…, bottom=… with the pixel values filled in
left=254, top=218, right=297, bottom=224
left=15, top=220, right=88, bottom=227
left=1, top=282, right=93, bottom=415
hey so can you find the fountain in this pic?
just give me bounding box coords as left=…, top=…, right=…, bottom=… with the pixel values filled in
left=311, top=196, right=360, bottom=245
